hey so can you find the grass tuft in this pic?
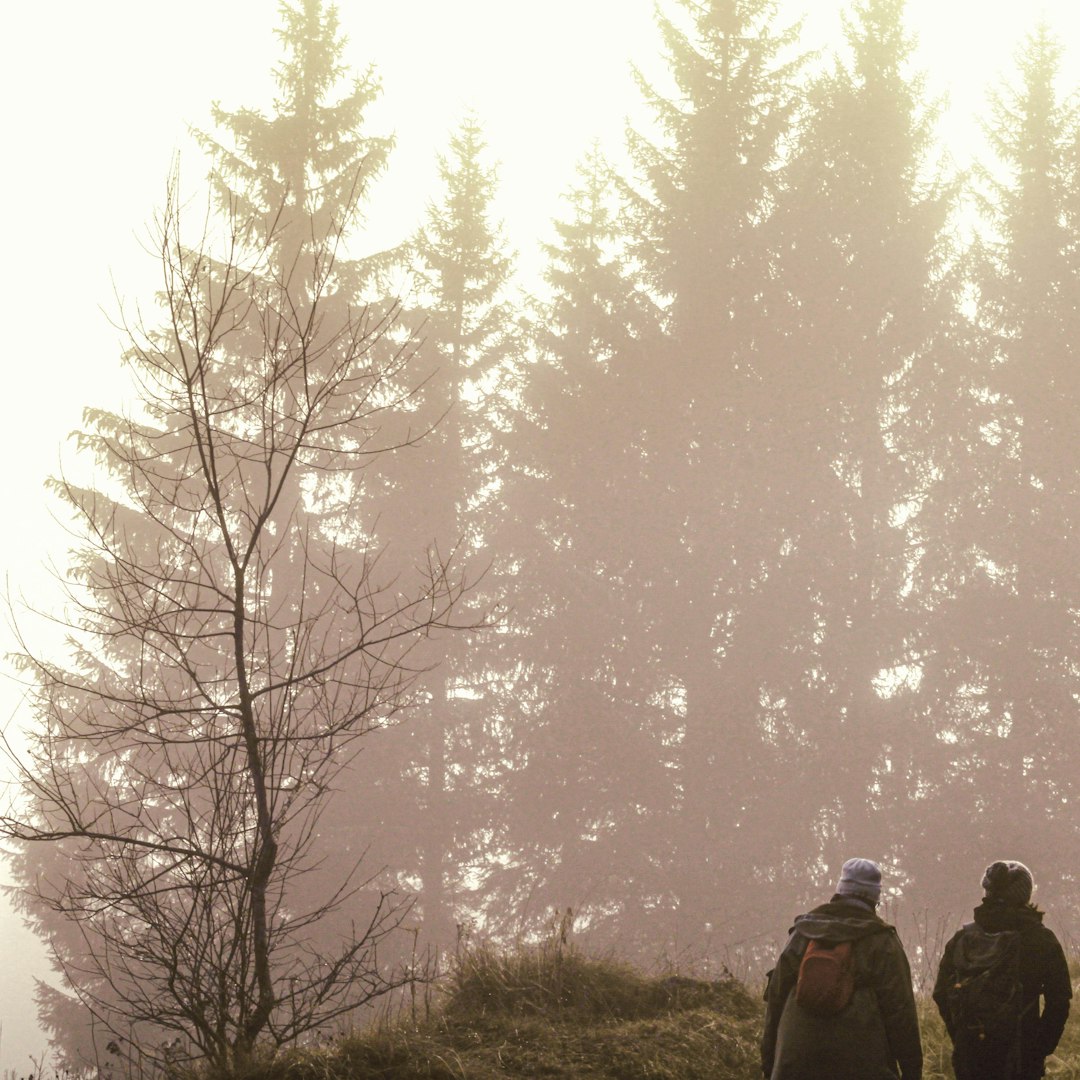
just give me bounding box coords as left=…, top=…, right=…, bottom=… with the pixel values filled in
left=443, top=939, right=753, bottom=1026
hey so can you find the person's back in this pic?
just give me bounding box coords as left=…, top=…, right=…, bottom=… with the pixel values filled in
left=761, top=858, right=922, bottom=1080
left=933, top=860, right=1071, bottom=1080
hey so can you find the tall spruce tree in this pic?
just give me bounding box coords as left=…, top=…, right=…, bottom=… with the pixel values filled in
left=765, top=0, right=957, bottom=890
left=184, top=0, right=418, bottom=963
left=912, top=27, right=1080, bottom=918
left=331, top=115, right=519, bottom=953
left=621, top=0, right=804, bottom=955
left=484, top=147, right=676, bottom=952
left=195, top=0, right=393, bottom=292
left=401, top=114, right=518, bottom=949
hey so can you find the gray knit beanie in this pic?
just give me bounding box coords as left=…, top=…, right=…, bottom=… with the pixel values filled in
left=982, top=860, right=1033, bottom=906
left=836, top=857, right=882, bottom=904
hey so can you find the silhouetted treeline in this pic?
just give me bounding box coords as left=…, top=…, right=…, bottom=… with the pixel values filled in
left=12, top=0, right=1080, bottom=1064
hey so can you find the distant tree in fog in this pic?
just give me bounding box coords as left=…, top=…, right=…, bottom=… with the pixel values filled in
left=764, top=0, right=957, bottom=883
left=911, top=26, right=1080, bottom=917
left=1, top=1, right=480, bottom=1071
left=328, top=114, right=520, bottom=952
left=486, top=145, right=675, bottom=951
left=620, top=0, right=804, bottom=956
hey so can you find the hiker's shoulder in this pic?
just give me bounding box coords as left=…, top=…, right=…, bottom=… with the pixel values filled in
left=792, top=901, right=892, bottom=941
left=974, top=901, right=1059, bottom=943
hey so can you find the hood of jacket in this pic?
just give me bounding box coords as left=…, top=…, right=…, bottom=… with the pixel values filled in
left=790, top=899, right=895, bottom=942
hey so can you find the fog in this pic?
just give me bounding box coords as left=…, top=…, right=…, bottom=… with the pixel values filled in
left=4, top=0, right=1080, bottom=1069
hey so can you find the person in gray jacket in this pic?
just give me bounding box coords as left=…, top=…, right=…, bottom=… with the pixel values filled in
left=761, top=858, right=922, bottom=1080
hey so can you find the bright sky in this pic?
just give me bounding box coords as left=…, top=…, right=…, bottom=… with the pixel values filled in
left=1, top=0, right=1079, bottom=1069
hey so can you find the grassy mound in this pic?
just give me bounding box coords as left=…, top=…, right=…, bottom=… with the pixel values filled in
left=260, top=943, right=765, bottom=1080
left=231, top=949, right=1080, bottom=1080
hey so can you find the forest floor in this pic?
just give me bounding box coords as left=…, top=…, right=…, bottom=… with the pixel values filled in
left=241, top=944, right=1080, bottom=1080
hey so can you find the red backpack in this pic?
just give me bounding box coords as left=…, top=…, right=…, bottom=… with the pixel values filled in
left=795, top=939, right=855, bottom=1014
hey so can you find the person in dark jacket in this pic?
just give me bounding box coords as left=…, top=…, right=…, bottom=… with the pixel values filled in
left=933, top=860, right=1071, bottom=1080
left=761, top=858, right=922, bottom=1080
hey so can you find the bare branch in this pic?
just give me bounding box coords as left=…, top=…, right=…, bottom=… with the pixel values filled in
left=2, top=166, right=484, bottom=1074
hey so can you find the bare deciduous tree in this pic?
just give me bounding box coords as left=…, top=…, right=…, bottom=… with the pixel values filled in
left=1, top=172, right=479, bottom=1072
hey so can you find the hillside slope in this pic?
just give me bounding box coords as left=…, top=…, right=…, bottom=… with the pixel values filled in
left=247, top=946, right=1079, bottom=1080
left=262, top=945, right=764, bottom=1080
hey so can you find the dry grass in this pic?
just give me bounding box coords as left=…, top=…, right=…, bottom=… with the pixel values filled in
left=184, top=944, right=1079, bottom=1080
left=240, top=939, right=763, bottom=1080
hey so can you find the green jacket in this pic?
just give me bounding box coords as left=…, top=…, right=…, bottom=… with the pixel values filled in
left=761, top=899, right=923, bottom=1080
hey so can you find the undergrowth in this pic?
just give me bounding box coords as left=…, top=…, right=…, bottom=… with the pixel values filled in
left=248, top=937, right=763, bottom=1080
left=176, top=941, right=1080, bottom=1080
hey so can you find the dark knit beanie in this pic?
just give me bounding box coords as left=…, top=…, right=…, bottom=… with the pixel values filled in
left=836, top=857, right=882, bottom=904
left=982, top=860, right=1033, bottom=906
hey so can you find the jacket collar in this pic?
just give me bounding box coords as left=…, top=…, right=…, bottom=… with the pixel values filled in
left=973, top=899, right=1044, bottom=933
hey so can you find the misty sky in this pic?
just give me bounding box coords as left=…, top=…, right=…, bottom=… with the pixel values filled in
left=3, top=0, right=1080, bottom=1070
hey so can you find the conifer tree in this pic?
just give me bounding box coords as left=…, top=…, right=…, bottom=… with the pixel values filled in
left=912, top=27, right=1080, bottom=916
left=330, top=115, right=520, bottom=952
left=484, top=147, right=676, bottom=951
left=766, top=0, right=957, bottom=884
left=183, top=0, right=423, bottom=939
left=196, top=0, right=392, bottom=275
left=621, top=0, right=804, bottom=953
left=402, top=114, right=519, bottom=949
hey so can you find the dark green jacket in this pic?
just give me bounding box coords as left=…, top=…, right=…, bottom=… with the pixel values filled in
left=932, top=901, right=1071, bottom=1080
left=761, top=899, right=923, bottom=1080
